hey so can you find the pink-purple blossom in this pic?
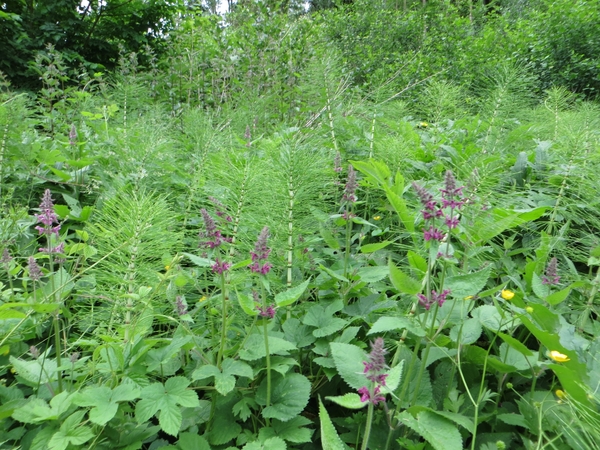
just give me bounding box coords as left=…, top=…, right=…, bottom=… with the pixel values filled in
left=417, top=289, right=451, bottom=310
left=249, top=226, right=272, bottom=275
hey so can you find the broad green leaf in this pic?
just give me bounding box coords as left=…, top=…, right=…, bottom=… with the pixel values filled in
left=237, top=291, right=258, bottom=316
left=531, top=273, right=550, bottom=299
left=396, top=410, right=462, bottom=450
left=444, top=266, right=491, bottom=300
left=471, top=207, right=547, bottom=243
left=214, top=373, right=236, bottom=395
left=176, top=432, right=211, bottom=450
left=497, top=413, right=527, bottom=427
left=498, top=343, right=538, bottom=372
left=471, top=305, right=513, bottom=331
left=269, top=416, right=313, bottom=443
left=357, top=265, right=389, bottom=283
left=258, top=373, right=311, bottom=421
left=381, top=360, right=404, bottom=394
left=10, top=355, right=58, bottom=385
left=424, top=348, right=457, bottom=368
left=239, top=334, right=296, bottom=361
left=318, top=264, right=348, bottom=282
left=325, top=393, right=367, bottom=409
left=546, top=287, right=571, bottom=305
left=329, top=343, right=367, bottom=390
left=303, top=304, right=347, bottom=337
left=319, top=226, right=340, bottom=250
left=191, top=364, right=221, bottom=382
left=388, top=260, right=422, bottom=294
left=384, top=188, right=415, bottom=233
left=48, top=410, right=94, bottom=450
left=318, top=397, right=346, bottom=450
left=368, top=316, right=426, bottom=337
left=351, top=159, right=391, bottom=186
left=407, top=250, right=427, bottom=273
left=275, top=279, right=310, bottom=307
left=360, top=241, right=392, bottom=253
left=497, top=332, right=534, bottom=357
left=464, top=346, right=517, bottom=373
left=449, top=318, right=482, bottom=345
left=72, top=386, right=115, bottom=425
left=222, top=358, right=253, bottom=378
left=182, top=252, right=213, bottom=267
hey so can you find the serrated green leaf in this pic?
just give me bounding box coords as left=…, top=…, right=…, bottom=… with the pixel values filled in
left=191, top=364, right=221, bottom=381
left=397, top=410, right=462, bottom=450
left=318, top=264, right=348, bottom=282
left=303, top=304, right=347, bottom=337
left=258, top=373, right=311, bottom=421
left=239, top=334, right=297, bottom=361
left=275, top=279, right=310, bottom=307
left=214, top=373, right=236, bottom=395
left=449, top=318, right=482, bottom=345
left=389, top=260, right=422, bottom=294
left=325, top=393, right=366, bottom=409
left=382, top=360, right=404, bottom=394
left=444, top=266, right=491, bottom=299
left=368, top=316, right=426, bottom=337
left=271, top=416, right=313, bottom=443
left=318, top=397, right=345, bottom=450
left=357, top=266, right=389, bottom=283
left=531, top=273, right=550, bottom=299
left=159, top=397, right=183, bottom=436
left=237, top=291, right=258, bottom=316
left=546, top=287, right=571, bottom=305
left=407, top=251, right=427, bottom=273
left=329, top=343, right=367, bottom=390
left=177, top=432, right=211, bottom=450
left=471, top=305, right=512, bottom=331
left=182, top=252, right=213, bottom=267
left=360, top=241, right=392, bottom=253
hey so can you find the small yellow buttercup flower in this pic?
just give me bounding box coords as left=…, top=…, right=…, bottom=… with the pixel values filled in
left=373, top=215, right=382, bottom=221
left=198, top=296, right=208, bottom=303
left=555, top=389, right=567, bottom=400
left=419, top=122, right=428, bottom=128
left=165, top=265, right=171, bottom=271
left=549, top=350, right=570, bottom=362
left=501, top=289, right=515, bottom=300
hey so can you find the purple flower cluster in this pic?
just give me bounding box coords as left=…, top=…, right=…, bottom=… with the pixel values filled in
left=417, top=289, right=451, bottom=310
left=333, top=152, right=342, bottom=173
left=199, top=208, right=231, bottom=249
left=358, top=337, right=388, bottom=405
left=342, top=165, right=358, bottom=203
left=35, top=189, right=64, bottom=254
left=212, top=258, right=231, bottom=275
left=28, top=256, right=43, bottom=281
left=542, top=257, right=560, bottom=285
left=249, top=226, right=272, bottom=275
left=209, top=196, right=232, bottom=222
left=412, top=170, right=464, bottom=243
left=252, top=290, right=276, bottom=318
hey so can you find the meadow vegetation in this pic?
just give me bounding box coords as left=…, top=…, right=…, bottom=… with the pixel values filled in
left=1, top=0, right=600, bottom=449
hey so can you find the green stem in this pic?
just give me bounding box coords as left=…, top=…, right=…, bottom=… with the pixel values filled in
left=361, top=402, right=375, bottom=450
left=261, top=283, right=272, bottom=427
left=216, top=272, right=228, bottom=369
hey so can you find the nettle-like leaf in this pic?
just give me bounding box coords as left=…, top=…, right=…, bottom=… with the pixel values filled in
left=12, top=391, right=72, bottom=424
left=389, top=260, right=422, bottom=295
left=135, top=376, right=200, bottom=436
left=303, top=300, right=347, bottom=338
left=471, top=305, right=515, bottom=332
left=329, top=342, right=367, bottom=390
left=444, top=266, right=491, bottom=300
left=449, top=318, right=482, bottom=345
left=275, top=279, right=310, bottom=307
left=10, top=354, right=58, bottom=385
left=239, top=334, right=297, bottom=361
left=48, top=410, right=94, bottom=450
left=257, top=416, right=314, bottom=444
left=192, top=358, right=253, bottom=395
left=318, top=397, right=347, bottom=450
left=368, top=316, right=426, bottom=337
left=146, top=336, right=192, bottom=375
left=176, top=432, right=211, bottom=450
left=242, top=437, right=287, bottom=450
left=257, top=373, right=311, bottom=421
left=325, top=393, right=366, bottom=410
left=396, top=410, right=462, bottom=450
left=72, top=383, right=141, bottom=425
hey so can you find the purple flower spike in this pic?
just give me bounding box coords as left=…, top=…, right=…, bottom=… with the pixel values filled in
left=212, top=258, right=231, bottom=274
left=358, top=337, right=389, bottom=405
left=35, top=189, right=61, bottom=237
left=342, top=165, right=358, bottom=203
left=28, top=257, right=43, bottom=281
left=542, top=257, right=560, bottom=285
left=249, top=226, right=272, bottom=274
left=333, top=152, right=342, bottom=173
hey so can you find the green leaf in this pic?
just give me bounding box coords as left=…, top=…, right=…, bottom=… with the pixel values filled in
left=497, top=332, right=534, bottom=357
left=444, top=266, right=491, bottom=300
left=546, top=287, right=571, bottom=305
left=258, top=373, right=311, bottom=421
left=471, top=305, right=513, bottom=331
left=449, top=318, right=482, bottom=345
left=271, top=416, right=313, bottom=443
left=397, top=410, right=462, bottom=450
left=237, top=291, right=259, bottom=316
left=275, top=279, right=310, bottom=307
left=177, top=432, right=211, bottom=450
left=318, top=264, right=348, bottom=282
left=318, top=397, right=346, bottom=450
left=182, top=252, right=213, bottom=267
left=325, top=393, right=367, bottom=409
left=319, top=226, right=340, bottom=250
left=239, top=334, right=297, bottom=361
left=360, top=241, right=392, bottom=253
left=531, top=273, right=550, bottom=299
left=357, top=265, right=389, bottom=283
left=329, top=342, right=367, bottom=390
left=389, top=260, right=422, bottom=294
left=303, top=303, right=347, bottom=337
left=368, top=316, right=426, bottom=337
left=407, top=250, right=428, bottom=273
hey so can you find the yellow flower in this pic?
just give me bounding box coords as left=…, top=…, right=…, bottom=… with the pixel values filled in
left=198, top=296, right=208, bottom=303
left=464, top=295, right=474, bottom=300
left=555, top=389, right=567, bottom=400
left=526, top=306, right=534, bottom=314
left=549, top=350, right=570, bottom=362
left=501, top=289, right=515, bottom=300
left=373, top=215, right=381, bottom=221
left=165, top=265, right=171, bottom=271
left=419, top=122, right=428, bottom=128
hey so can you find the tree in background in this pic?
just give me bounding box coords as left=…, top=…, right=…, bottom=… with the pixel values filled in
left=0, top=0, right=183, bottom=88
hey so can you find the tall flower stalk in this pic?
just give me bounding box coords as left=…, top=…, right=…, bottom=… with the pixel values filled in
left=35, top=189, right=64, bottom=392
left=359, top=338, right=388, bottom=450
left=250, top=226, right=274, bottom=423
left=342, top=165, right=358, bottom=281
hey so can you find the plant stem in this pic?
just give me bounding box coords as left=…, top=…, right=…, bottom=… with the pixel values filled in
left=216, top=272, right=228, bottom=369
left=361, top=402, right=375, bottom=450
left=261, top=284, right=272, bottom=427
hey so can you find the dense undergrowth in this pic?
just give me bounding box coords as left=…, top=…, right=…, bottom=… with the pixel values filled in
left=1, top=1, right=600, bottom=449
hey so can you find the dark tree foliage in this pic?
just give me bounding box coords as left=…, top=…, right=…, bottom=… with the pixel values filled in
left=0, top=0, right=181, bottom=88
